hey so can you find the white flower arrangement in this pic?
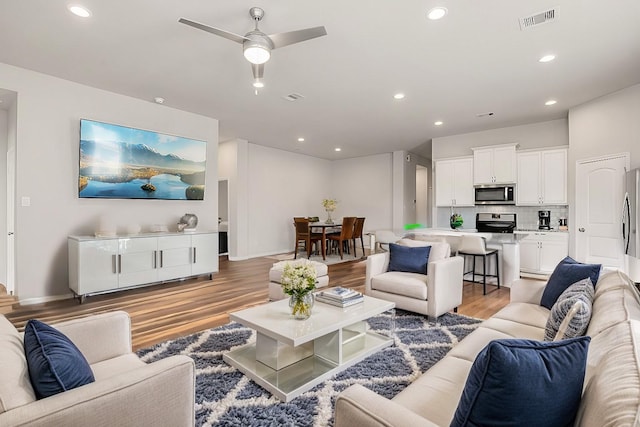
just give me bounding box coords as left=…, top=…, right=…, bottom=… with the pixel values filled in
left=280, top=260, right=318, bottom=297
left=322, top=198, right=338, bottom=212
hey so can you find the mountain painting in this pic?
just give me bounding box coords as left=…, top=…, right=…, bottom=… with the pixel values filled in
left=79, top=119, right=206, bottom=200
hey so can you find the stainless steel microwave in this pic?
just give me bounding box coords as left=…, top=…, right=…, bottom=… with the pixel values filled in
left=474, top=184, right=515, bottom=205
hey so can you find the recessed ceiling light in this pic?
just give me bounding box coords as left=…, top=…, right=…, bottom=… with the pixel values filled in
left=297, top=137, right=305, bottom=142
left=434, top=121, right=443, bottom=126
left=393, top=93, right=405, bottom=100
left=68, top=5, right=91, bottom=18
left=154, top=97, right=165, bottom=104
left=252, top=80, right=264, bottom=88
left=545, top=99, right=557, bottom=106
left=334, top=148, right=341, bottom=152
left=539, top=54, right=556, bottom=63
left=427, top=7, right=448, bottom=20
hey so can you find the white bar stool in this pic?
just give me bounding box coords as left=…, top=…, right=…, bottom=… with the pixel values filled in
left=457, top=235, right=500, bottom=295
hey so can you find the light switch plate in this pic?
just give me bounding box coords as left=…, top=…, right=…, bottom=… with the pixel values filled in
left=21, top=196, right=30, bottom=207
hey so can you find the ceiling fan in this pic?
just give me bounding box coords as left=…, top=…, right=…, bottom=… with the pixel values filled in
left=179, top=7, right=327, bottom=87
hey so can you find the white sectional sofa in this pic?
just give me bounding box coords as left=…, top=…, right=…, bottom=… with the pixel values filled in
left=0, top=311, right=195, bottom=427
left=335, top=270, right=640, bottom=426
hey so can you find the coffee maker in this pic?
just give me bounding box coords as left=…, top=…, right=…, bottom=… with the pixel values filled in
left=538, top=210, right=551, bottom=230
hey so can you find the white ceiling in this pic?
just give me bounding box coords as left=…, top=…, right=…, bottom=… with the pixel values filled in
left=1, top=1, right=639, bottom=159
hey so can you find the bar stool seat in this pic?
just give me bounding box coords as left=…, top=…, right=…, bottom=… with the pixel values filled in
left=457, top=235, right=500, bottom=295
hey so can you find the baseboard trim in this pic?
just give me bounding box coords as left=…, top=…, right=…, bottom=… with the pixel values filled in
left=18, top=293, right=75, bottom=306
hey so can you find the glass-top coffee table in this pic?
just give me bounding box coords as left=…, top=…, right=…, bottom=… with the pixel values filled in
left=223, top=294, right=395, bottom=402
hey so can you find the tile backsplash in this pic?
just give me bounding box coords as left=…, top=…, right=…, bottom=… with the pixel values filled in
left=436, top=205, right=569, bottom=230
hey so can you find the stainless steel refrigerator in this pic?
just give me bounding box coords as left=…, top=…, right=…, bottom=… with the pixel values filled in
left=623, top=168, right=640, bottom=282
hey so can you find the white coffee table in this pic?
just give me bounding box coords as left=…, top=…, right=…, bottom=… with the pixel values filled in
left=223, top=294, right=395, bottom=402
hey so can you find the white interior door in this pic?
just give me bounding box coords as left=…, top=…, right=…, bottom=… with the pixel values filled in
left=575, top=154, right=629, bottom=267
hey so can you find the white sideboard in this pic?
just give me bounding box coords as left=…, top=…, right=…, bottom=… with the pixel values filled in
left=68, top=231, right=218, bottom=302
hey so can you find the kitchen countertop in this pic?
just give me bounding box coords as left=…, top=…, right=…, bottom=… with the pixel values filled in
left=514, top=229, right=569, bottom=233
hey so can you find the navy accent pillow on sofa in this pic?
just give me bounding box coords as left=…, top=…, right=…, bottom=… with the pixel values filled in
left=388, top=243, right=431, bottom=274
left=450, top=336, right=590, bottom=427
left=23, top=319, right=95, bottom=399
left=540, top=256, right=601, bottom=309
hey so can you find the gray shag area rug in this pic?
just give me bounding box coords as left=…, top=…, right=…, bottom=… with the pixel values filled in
left=137, top=310, right=481, bottom=427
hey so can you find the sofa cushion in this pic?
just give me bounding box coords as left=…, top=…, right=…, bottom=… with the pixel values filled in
left=0, top=316, right=36, bottom=413
left=588, top=270, right=640, bottom=336
left=371, top=271, right=428, bottom=300
left=540, top=256, right=601, bottom=309
left=393, top=355, right=473, bottom=427
left=23, top=319, right=95, bottom=399
left=491, top=302, right=550, bottom=330
left=388, top=243, right=431, bottom=274
left=544, top=278, right=594, bottom=341
left=451, top=337, right=590, bottom=427
left=576, top=320, right=640, bottom=427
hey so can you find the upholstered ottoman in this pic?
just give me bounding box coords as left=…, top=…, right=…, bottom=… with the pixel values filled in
left=268, top=260, right=330, bottom=301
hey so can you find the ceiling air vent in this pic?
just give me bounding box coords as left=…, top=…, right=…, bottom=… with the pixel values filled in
left=282, top=93, right=305, bottom=102
left=519, top=8, right=556, bottom=30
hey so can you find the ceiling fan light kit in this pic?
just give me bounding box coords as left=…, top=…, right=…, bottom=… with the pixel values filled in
left=179, top=6, right=326, bottom=84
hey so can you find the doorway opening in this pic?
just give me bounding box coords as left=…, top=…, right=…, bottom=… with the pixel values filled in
left=218, top=179, right=229, bottom=255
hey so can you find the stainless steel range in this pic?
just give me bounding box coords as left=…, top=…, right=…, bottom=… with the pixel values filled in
left=475, top=213, right=516, bottom=233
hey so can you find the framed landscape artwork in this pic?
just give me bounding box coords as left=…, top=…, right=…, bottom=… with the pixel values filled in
left=78, top=119, right=207, bottom=200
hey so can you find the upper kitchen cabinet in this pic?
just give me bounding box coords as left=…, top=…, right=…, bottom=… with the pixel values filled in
left=435, top=157, right=475, bottom=207
left=472, top=144, right=517, bottom=185
left=517, top=148, right=567, bottom=206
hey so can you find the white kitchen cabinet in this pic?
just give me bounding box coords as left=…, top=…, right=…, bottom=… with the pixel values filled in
left=517, top=232, right=568, bottom=275
left=435, top=157, right=474, bottom=207
left=472, top=144, right=517, bottom=185
left=69, top=232, right=218, bottom=301
left=517, top=148, right=567, bottom=206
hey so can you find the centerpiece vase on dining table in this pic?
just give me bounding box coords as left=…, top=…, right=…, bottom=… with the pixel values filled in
left=325, top=209, right=334, bottom=224
left=289, top=292, right=315, bottom=320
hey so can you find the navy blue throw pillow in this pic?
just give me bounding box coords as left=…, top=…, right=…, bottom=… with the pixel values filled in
left=451, top=336, right=590, bottom=427
left=23, top=319, right=95, bottom=399
left=540, top=256, right=601, bottom=309
left=388, top=243, right=431, bottom=274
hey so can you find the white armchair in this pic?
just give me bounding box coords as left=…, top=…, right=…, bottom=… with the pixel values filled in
left=365, top=239, right=464, bottom=319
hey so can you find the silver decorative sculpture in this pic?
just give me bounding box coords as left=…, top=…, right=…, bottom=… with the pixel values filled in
left=178, top=213, right=198, bottom=232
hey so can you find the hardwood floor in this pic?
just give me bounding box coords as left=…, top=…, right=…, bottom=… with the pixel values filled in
left=5, top=254, right=510, bottom=351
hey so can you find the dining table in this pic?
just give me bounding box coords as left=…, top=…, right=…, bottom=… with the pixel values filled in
left=309, top=222, right=342, bottom=260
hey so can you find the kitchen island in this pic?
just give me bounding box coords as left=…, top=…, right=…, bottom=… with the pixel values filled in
left=404, top=228, right=520, bottom=287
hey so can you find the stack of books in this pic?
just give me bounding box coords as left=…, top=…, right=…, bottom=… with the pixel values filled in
left=316, top=287, right=364, bottom=307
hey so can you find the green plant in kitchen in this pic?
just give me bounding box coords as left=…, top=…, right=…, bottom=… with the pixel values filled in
left=450, top=213, right=464, bottom=229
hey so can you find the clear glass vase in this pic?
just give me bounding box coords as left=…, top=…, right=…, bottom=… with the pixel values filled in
left=289, top=293, right=314, bottom=320
left=325, top=210, right=334, bottom=224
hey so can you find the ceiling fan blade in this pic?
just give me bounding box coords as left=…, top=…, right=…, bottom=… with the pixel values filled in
left=178, top=18, right=248, bottom=44
left=268, top=26, right=327, bottom=49
left=252, top=63, right=264, bottom=79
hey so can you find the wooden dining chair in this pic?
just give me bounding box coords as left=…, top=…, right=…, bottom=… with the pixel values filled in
left=352, top=217, right=366, bottom=258
left=327, top=217, right=357, bottom=259
left=293, top=218, right=322, bottom=259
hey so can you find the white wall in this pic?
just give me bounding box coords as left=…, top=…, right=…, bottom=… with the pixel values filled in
left=219, top=144, right=394, bottom=259
left=432, top=119, right=569, bottom=159
left=331, top=153, right=393, bottom=235
left=1, top=62, right=219, bottom=301
left=247, top=144, right=332, bottom=257
left=0, top=109, right=7, bottom=286
left=568, top=83, right=640, bottom=256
